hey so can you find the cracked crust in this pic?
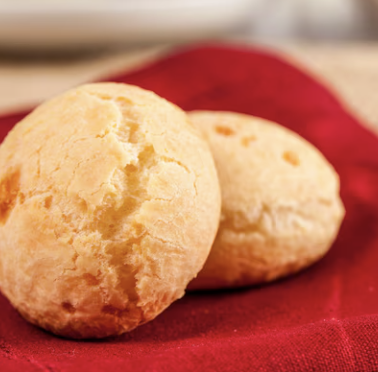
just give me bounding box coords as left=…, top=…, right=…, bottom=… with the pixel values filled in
left=188, top=111, right=345, bottom=290
left=0, top=83, right=221, bottom=338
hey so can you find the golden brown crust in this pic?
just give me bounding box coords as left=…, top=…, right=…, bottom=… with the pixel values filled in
left=0, top=83, right=221, bottom=338
left=188, top=111, right=345, bottom=290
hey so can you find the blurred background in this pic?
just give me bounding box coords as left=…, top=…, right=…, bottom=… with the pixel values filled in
left=0, top=0, right=378, bottom=132
left=1, top=0, right=378, bottom=50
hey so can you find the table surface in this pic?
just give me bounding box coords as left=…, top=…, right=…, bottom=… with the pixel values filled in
left=0, top=42, right=377, bottom=135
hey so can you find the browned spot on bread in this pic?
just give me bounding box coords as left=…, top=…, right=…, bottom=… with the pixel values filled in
left=62, top=302, right=76, bottom=314
left=241, top=135, right=257, bottom=147
left=0, top=169, right=20, bottom=225
left=43, top=195, right=53, bottom=209
left=215, top=126, right=235, bottom=136
left=82, top=273, right=100, bottom=286
left=283, top=151, right=300, bottom=166
left=102, top=305, right=124, bottom=317
left=19, top=192, right=25, bottom=204
left=132, top=222, right=145, bottom=237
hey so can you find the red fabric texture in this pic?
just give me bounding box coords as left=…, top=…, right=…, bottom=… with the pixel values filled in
left=1, top=45, right=378, bottom=371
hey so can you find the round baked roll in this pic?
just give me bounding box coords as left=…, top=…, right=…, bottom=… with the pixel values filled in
left=188, top=111, right=345, bottom=290
left=0, top=83, right=221, bottom=338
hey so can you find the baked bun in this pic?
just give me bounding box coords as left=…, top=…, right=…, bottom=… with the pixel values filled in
left=188, top=111, right=345, bottom=290
left=0, top=83, right=221, bottom=338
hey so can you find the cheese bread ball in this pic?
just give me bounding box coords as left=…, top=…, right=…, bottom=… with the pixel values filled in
left=0, top=83, right=221, bottom=338
left=188, top=111, right=344, bottom=290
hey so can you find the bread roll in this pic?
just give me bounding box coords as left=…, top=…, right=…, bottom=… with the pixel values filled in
left=188, top=111, right=344, bottom=290
left=0, top=84, right=221, bottom=338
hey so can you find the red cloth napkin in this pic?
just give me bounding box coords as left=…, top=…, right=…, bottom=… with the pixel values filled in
left=1, top=45, right=378, bottom=372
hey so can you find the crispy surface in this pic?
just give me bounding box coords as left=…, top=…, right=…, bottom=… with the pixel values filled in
left=188, top=111, right=345, bottom=290
left=0, top=83, right=221, bottom=338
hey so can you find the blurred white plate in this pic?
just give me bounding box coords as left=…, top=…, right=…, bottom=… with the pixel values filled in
left=0, top=0, right=253, bottom=50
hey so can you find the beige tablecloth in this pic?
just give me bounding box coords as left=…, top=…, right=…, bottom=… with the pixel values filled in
left=0, top=43, right=377, bottom=135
